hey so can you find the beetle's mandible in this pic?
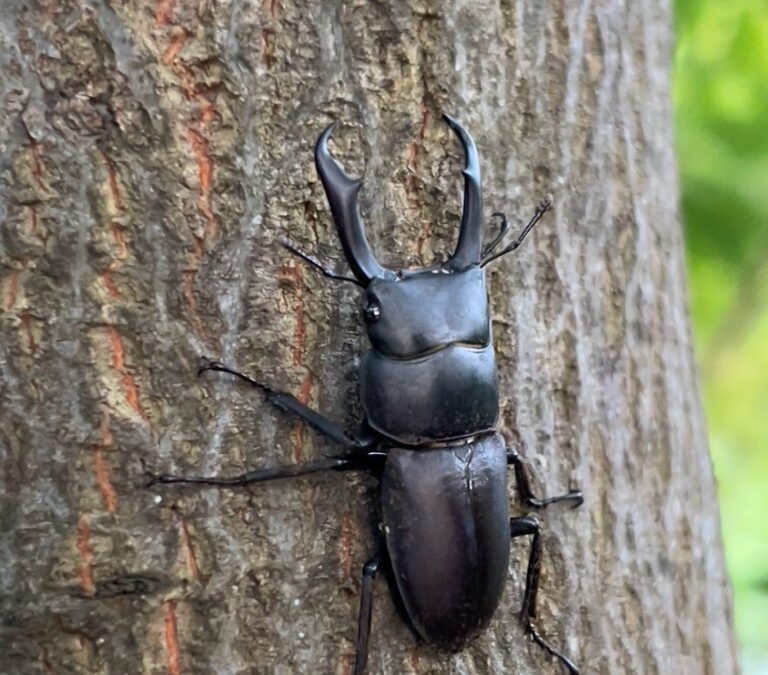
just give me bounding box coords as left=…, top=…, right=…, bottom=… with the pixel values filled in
left=150, top=114, right=583, bottom=674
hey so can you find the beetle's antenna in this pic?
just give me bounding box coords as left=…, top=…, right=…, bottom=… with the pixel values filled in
left=480, top=199, right=552, bottom=267
left=481, top=212, right=510, bottom=258
left=443, top=114, right=483, bottom=270
left=278, top=237, right=363, bottom=287
left=315, top=124, right=392, bottom=285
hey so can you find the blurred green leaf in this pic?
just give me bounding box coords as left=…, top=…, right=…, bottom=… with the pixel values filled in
left=674, top=0, right=768, bottom=669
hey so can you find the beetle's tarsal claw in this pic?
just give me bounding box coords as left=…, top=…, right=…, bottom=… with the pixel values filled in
left=144, top=472, right=162, bottom=488
left=567, top=488, right=584, bottom=508
left=197, top=356, right=223, bottom=377
left=197, top=355, right=212, bottom=376
left=525, top=619, right=580, bottom=674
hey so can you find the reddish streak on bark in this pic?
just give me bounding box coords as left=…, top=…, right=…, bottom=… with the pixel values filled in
left=408, top=108, right=432, bottom=258
left=173, top=65, right=217, bottom=127
left=29, top=141, right=45, bottom=190
left=5, top=272, right=19, bottom=311
left=261, top=30, right=276, bottom=68
left=20, top=312, right=36, bottom=354
left=179, top=236, right=204, bottom=326
left=339, top=655, right=352, bottom=675
left=178, top=515, right=202, bottom=581
left=182, top=269, right=198, bottom=313
left=101, top=152, right=124, bottom=214
left=339, top=512, right=354, bottom=580
left=164, top=600, right=182, bottom=675
left=98, top=156, right=128, bottom=299
left=154, top=0, right=174, bottom=25
left=101, top=152, right=128, bottom=270
left=163, top=52, right=218, bottom=245
left=76, top=515, right=96, bottom=597
left=102, top=270, right=121, bottom=300
left=292, top=373, right=314, bottom=463
left=199, top=103, right=216, bottom=127
left=29, top=205, right=38, bottom=234
left=186, top=128, right=217, bottom=240
left=101, top=152, right=128, bottom=300
left=104, top=326, right=145, bottom=419
left=407, top=108, right=430, bottom=180
left=122, top=374, right=142, bottom=418
left=93, top=407, right=118, bottom=513
left=107, top=326, right=124, bottom=370
left=93, top=450, right=116, bottom=512
left=39, top=650, right=54, bottom=674
left=285, top=261, right=312, bottom=460
left=289, top=263, right=306, bottom=366
left=156, top=23, right=219, bottom=306
left=265, top=0, right=278, bottom=19
left=111, top=224, right=128, bottom=260
left=291, top=300, right=306, bottom=366
left=193, top=234, right=204, bottom=260
left=409, top=647, right=421, bottom=673
left=161, top=27, right=187, bottom=64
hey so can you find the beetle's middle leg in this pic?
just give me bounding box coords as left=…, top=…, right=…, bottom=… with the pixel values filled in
left=510, top=516, right=579, bottom=675
left=147, top=454, right=373, bottom=488
left=506, top=448, right=583, bottom=509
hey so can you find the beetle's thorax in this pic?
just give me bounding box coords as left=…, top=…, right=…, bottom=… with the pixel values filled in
left=359, top=266, right=499, bottom=446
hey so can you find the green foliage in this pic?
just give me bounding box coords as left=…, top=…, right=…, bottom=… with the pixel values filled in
left=674, top=0, right=768, bottom=667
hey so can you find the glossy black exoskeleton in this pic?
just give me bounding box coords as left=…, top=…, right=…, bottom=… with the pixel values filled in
left=150, top=115, right=583, bottom=674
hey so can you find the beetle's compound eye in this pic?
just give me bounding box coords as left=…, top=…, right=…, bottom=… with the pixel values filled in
left=363, top=299, right=381, bottom=323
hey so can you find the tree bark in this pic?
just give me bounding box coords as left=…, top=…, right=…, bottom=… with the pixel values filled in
left=0, top=1, right=738, bottom=674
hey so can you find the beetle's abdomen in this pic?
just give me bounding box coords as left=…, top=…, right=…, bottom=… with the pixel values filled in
left=381, top=434, right=510, bottom=650
left=360, top=345, right=498, bottom=445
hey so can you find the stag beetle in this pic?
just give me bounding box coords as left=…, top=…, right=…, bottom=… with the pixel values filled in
left=150, top=114, right=583, bottom=674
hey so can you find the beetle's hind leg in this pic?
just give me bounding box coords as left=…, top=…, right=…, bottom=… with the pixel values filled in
left=506, top=448, right=583, bottom=509
left=353, top=554, right=381, bottom=675
left=511, top=516, right=579, bottom=675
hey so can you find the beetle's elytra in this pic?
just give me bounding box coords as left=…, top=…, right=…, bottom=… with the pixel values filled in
left=150, top=114, right=583, bottom=674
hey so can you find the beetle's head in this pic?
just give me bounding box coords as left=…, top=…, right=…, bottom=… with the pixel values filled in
left=360, top=268, right=489, bottom=357
left=316, top=114, right=490, bottom=357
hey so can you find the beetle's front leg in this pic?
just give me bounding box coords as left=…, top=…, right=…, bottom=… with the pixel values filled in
left=198, top=357, right=378, bottom=451
left=506, top=448, right=583, bottom=509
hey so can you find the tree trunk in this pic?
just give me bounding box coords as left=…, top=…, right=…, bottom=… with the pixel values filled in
left=0, top=1, right=738, bottom=674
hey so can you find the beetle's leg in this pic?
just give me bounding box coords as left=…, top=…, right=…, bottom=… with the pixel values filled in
left=510, top=516, right=579, bottom=675
left=278, top=237, right=362, bottom=286
left=198, top=357, right=377, bottom=451
left=353, top=555, right=381, bottom=675
left=146, top=454, right=369, bottom=488
left=506, top=448, right=583, bottom=509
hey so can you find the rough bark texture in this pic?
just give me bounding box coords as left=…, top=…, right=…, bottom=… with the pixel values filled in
left=0, top=1, right=738, bottom=674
